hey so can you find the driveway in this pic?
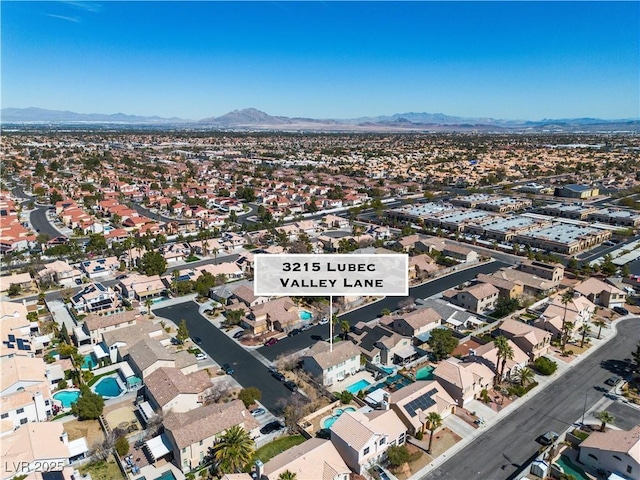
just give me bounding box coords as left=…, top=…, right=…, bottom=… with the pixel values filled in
left=154, top=301, right=302, bottom=414
left=259, top=261, right=508, bottom=361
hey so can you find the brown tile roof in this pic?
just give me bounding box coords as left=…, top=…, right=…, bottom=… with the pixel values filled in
left=164, top=399, right=259, bottom=449
left=145, top=367, right=212, bottom=408
left=580, top=425, right=640, bottom=461
left=84, top=309, right=141, bottom=332
left=304, top=340, right=361, bottom=370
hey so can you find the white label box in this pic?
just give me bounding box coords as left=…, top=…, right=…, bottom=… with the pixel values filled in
left=254, top=254, right=408, bottom=296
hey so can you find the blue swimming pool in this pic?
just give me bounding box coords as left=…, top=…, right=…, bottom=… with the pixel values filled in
left=346, top=379, right=371, bottom=394
left=93, top=376, right=123, bottom=398
left=82, top=354, right=97, bottom=370
left=322, top=406, right=357, bottom=429
left=416, top=365, right=435, bottom=381
left=300, top=310, right=313, bottom=321
left=53, top=390, right=80, bottom=408
left=555, top=455, right=590, bottom=480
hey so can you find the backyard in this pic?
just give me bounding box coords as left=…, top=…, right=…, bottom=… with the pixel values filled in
left=252, top=435, right=306, bottom=465
left=64, top=418, right=105, bottom=446
left=79, top=455, right=124, bottom=480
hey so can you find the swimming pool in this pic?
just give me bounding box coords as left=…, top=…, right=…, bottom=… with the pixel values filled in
left=416, top=365, right=435, bottom=381
left=82, top=354, right=97, bottom=370
left=346, top=379, right=371, bottom=394
left=299, top=310, right=313, bottom=321
left=53, top=389, right=80, bottom=408
left=555, top=455, right=590, bottom=480
left=93, top=376, right=124, bottom=398
left=322, top=406, right=357, bottom=429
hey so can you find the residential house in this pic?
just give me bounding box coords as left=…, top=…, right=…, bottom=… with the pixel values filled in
left=433, top=358, right=494, bottom=407
left=488, top=267, right=559, bottom=296
left=476, top=273, right=523, bottom=300
left=518, top=260, right=565, bottom=284
left=535, top=294, right=596, bottom=339
left=574, top=277, right=627, bottom=309
left=244, top=297, right=299, bottom=335
left=302, top=340, right=361, bottom=386
left=409, top=254, right=439, bottom=281
left=349, top=322, right=417, bottom=366
left=119, top=273, right=166, bottom=301
left=37, top=260, right=83, bottom=287
left=419, top=298, right=485, bottom=334
left=444, top=283, right=500, bottom=314
left=0, top=422, right=88, bottom=480
left=0, top=356, right=53, bottom=430
left=232, top=284, right=270, bottom=307
left=144, top=367, right=214, bottom=414
left=578, top=425, right=640, bottom=480
left=257, top=438, right=350, bottom=480
left=330, top=409, right=407, bottom=475
left=161, top=400, right=259, bottom=473
left=0, top=301, right=50, bottom=357
left=70, top=282, right=119, bottom=314
left=390, top=380, right=456, bottom=435
left=469, top=339, right=529, bottom=381
left=82, top=309, right=142, bottom=345
left=80, top=256, right=120, bottom=279
left=0, top=272, right=33, bottom=294
left=101, top=321, right=166, bottom=364
left=322, top=214, right=349, bottom=229
left=390, top=308, right=442, bottom=341
left=127, top=338, right=197, bottom=379
left=443, top=244, right=479, bottom=263
left=498, top=318, right=552, bottom=360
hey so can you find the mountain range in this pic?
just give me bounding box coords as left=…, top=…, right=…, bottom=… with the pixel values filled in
left=2, top=107, right=638, bottom=132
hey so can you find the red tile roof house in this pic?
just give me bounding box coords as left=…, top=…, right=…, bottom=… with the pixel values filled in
left=498, top=318, right=552, bottom=361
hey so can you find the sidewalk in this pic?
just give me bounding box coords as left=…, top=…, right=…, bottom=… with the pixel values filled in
left=409, top=314, right=630, bottom=480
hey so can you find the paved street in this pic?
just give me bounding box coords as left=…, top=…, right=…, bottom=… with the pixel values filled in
left=30, top=206, right=63, bottom=238
left=259, top=261, right=508, bottom=361
left=423, top=317, right=640, bottom=480
left=154, top=301, right=300, bottom=414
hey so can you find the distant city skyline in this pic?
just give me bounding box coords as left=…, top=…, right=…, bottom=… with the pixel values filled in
left=2, top=1, right=638, bottom=120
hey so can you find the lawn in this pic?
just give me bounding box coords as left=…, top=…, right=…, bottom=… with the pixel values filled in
left=79, top=457, right=124, bottom=480
left=252, top=435, right=305, bottom=464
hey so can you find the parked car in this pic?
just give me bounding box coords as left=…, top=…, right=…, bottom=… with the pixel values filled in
left=605, top=376, right=622, bottom=387
left=270, top=370, right=286, bottom=382
left=196, top=353, right=207, bottom=361
left=318, top=317, right=329, bottom=325
left=284, top=380, right=298, bottom=392
left=193, top=337, right=203, bottom=345
left=613, top=306, right=629, bottom=316
left=373, top=465, right=391, bottom=480
left=250, top=408, right=266, bottom=417
left=222, top=363, right=234, bottom=375
left=116, top=274, right=128, bottom=280
left=233, top=330, right=244, bottom=339
left=537, top=431, right=559, bottom=446
left=260, top=421, right=284, bottom=435
left=264, top=338, right=279, bottom=346
left=287, top=328, right=302, bottom=337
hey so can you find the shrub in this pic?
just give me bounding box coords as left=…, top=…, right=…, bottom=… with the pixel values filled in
left=57, top=379, right=68, bottom=390
left=115, top=436, right=129, bottom=456
left=339, top=391, right=354, bottom=404
left=480, top=389, right=490, bottom=404
left=387, top=444, right=411, bottom=467
left=71, top=387, right=104, bottom=420
left=533, top=357, right=557, bottom=376
left=238, top=387, right=262, bottom=408
left=507, top=381, right=538, bottom=398
left=415, top=430, right=424, bottom=440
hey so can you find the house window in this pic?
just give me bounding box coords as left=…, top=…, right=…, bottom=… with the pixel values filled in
left=379, top=438, right=386, bottom=446
left=16, top=408, right=24, bottom=414
left=199, top=440, right=203, bottom=446
left=182, top=447, right=187, bottom=453
left=0, top=413, right=8, bottom=419
left=613, top=456, right=622, bottom=461
left=588, top=454, right=598, bottom=461
left=399, top=433, right=406, bottom=445
left=627, top=466, right=632, bottom=474
left=20, top=418, right=28, bottom=424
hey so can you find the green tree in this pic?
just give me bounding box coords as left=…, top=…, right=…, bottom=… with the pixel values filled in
left=339, top=391, right=354, bottom=404
left=71, top=386, right=104, bottom=420
left=381, top=308, right=392, bottom=316
left=115, top=435, right=129, bottom=456
left=213, top=425, right=255, bottom=473
left=49, top=190, right=63, bottom=205
left=593, top=318, right=607, bottom=340
left=533, top=356, right=557, bottom=375
left=278, top=471, right=296, bottom=480
left=579, top=324, right=591, bottom=348
left=340, top=319, right=351, bottom=340
left=144, top=298, right=153, bottom=318
left=86, top=234, right=108, bottom=254
left=238, top=387, right=262, bottom=408
left=7, top=283, right=21, bottom=297
left=138, top=251, right=167, bottom=276
left=492, top=297, right=521, bottom=319
left=34, top=162, right=47, bottom=178
left=387, top=444, right=411, bottom=468
left=514, top=366, right=535, bottom=387
left=494, top=336, right=514, bottom=383
left=560, top=290, right=575, bottom=352
left=427, top=328, right=458, bottom=361
left=426, top=412, right=443, bottom=454
left=596, top=410, right=615, bottom=432
left=176, top=319, right=189, bottom=344
left=224, top=309, right=244, bottom=327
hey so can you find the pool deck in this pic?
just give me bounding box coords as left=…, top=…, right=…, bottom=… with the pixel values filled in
left=331, top=370, right=376, bottom=394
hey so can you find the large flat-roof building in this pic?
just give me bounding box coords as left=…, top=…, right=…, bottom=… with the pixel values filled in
left=514, top=223, right=611, bottom=255
left=554, top=184, right=599, bottom=199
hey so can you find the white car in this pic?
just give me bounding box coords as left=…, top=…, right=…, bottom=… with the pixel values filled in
left=196, top=353, right=207, bottom=361
left=318, top=317, right=329, bottom=325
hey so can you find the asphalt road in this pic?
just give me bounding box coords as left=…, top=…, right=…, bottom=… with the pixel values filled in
left=423, top=317, right=640, bottom=480
left=154, top=301, right=301, bottom=414
left=602, top=401, right=640, bottom=431
left=129, top=202, right=191, bottom=225
left=259, top=261, right=509, bottom=361
left=30, top=206, right=62, bottom=238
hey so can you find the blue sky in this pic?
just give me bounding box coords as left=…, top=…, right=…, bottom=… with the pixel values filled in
left=2, top=1, right=638, bottom=120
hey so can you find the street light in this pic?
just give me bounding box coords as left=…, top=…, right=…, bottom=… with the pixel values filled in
left=581, top=391, right=589, bottom=426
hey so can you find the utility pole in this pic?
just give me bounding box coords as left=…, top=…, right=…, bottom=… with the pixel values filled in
left=581, top=391, right=588, bottom=426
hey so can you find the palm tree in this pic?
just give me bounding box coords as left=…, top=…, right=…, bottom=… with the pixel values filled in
left=171, top=269, right=180, bottom=295
left=340, top=319, right=351, bottom=340
left=579, top=324, right=591, bottom=348
left=425, top=412, right=442, bottom=454
left=560, top=290, right=575, bottom=352
left=593, top=318, right=607, bottom=340
left=144, top=297, right=153, bottom=318
left=596, top=410, right=615, bottom=432
left=514, top=366, right=535, bottom=387
left=493, top=336, right=511, bottom=384
left=278, top=471, right=297, bottom=480
left=213, top=425, right=255, bottom=473
left=561, top=321, right=575, bottom=352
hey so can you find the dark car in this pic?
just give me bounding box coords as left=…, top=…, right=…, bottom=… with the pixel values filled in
left=116, top=274, right=128, bottom=280
left=270, top=370, right=286, bottom=382
left=284, top=380, right=298, bottom=392
left=537, top=431, right=559, bottom=446
left=233, top=330, right=244, bottom=339
left=260, top=421, right=284, bottom=435
left=287, top=328, right=302, bottom=337
left=311, top=335, right=324, bottom=341
left=613, top=306, right=629, bottom=316
left=222, top=363, right=234, bottom=375
left=605, top=376, right=622, bottom=387
left=193, top=337, right=203, bottom=345
left=264, top=338, right=279, bottom=346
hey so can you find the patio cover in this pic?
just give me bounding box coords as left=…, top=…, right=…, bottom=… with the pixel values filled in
left=394, top=345, right=416, bottom=360
left=137, top=401, right=156, bottom=424
left=74, top=326, right=90, bottom=341
left=467, top=317, right=484, bottom=326
left=119, top=361, right=135, bottom=379
left=145, top=433, right=172, bottom=461
left=93, top=344, right=109, bottom=359
left=364, top=388, right=386, bottom=406
left=445, top=318, right=463, bottom=327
